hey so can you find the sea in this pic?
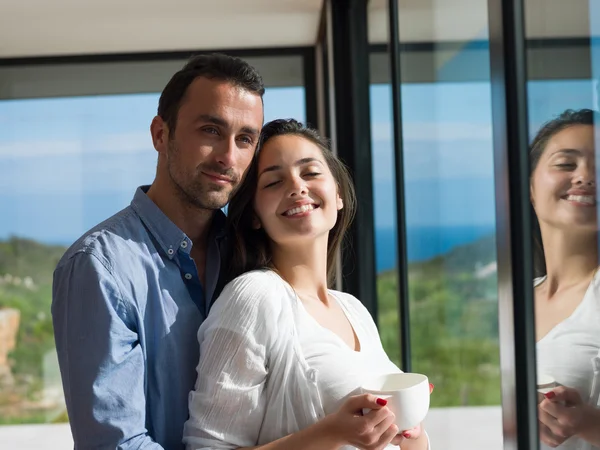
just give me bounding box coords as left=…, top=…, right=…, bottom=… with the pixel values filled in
left=2, top=224, right=496, bottom=275
left=374, top=225, right=495, bottom=273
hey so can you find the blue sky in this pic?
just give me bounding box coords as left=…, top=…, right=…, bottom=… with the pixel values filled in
left=0, top=88, right=305, bottom=244
left=370, top=78, right=598, bottom=229
left=0, top=72, right=597, bottom=245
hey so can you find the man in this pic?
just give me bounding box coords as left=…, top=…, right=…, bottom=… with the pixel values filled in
left=51, top=53, right=265, bottom=449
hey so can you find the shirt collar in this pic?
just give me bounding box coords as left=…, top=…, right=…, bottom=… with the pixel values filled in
left=211, top=207, right=227, bottom=239
left=131, top=185, right=227, bottom=260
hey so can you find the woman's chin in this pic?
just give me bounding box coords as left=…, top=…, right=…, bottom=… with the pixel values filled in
left=557, top=220, right=599, bottom=234
left=270, top=228, right=332, bottom=246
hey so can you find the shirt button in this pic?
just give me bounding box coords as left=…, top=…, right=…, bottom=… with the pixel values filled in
left=167, top=249, right=174, bottom=256
left=181, top=241, right=188, bottom=249
left=184, top=273, right=192, bottom=280
left=307, top=369, right=317, bottom=382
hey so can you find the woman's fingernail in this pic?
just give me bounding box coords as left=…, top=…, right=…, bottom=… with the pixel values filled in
left=376, top=398, right=388, bottom=406
left=545, top=391, right=556, bottom=400
left=403, top=432, right=411, bottom=438
left=429, top=383, right=434, bottom=391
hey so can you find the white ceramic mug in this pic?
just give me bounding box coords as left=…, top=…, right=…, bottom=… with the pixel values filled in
left=537, top=373, right=559, bottom=403
left=361, top=372, right=430, bottom=431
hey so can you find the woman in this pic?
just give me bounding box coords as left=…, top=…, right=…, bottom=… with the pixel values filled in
left=530, top=109, right=600, bottom=449
left=183, top=119, right=431, bottom=450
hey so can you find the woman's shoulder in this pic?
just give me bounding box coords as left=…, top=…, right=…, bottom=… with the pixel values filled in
left=226, top=269, right=282, bottom=290
left=216, top=269, right=290, bottom=315
left=330, top=289, right=361, bottom=306
left=330, top=289, right=373, bottom=320
left=203, top=270, right=292, bottom=346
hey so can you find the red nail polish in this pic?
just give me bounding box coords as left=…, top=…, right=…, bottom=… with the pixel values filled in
left=545, top=391, right=556, bottom=400
left=376, top=398, right=388, bottom=406
left=403, top=433, right=411, bottom=438
left=429, top=383, right=434, bottom=391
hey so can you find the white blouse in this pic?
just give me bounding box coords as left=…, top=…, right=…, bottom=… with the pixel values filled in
left=295, top=289, right=401, bottom=419
left=535, top=275, right=600, bottom=450
left=183, top=269, right=415, bottom=450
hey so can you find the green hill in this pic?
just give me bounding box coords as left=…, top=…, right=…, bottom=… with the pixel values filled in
left=0, top=237, right=67, bottom=424
left=407, top=232, right=496, bottom=275
left=377, top=233, right=501, bottom=407
left=0, top=233, right=501, bottom=424
left=0, top=237, right=66, bottom=286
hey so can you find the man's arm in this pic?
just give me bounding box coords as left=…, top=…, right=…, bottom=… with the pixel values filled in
left=52, top=250, right=163, bottom=449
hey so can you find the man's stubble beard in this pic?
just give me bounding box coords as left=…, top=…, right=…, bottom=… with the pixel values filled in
left=166, top=139, right=235, bottom=211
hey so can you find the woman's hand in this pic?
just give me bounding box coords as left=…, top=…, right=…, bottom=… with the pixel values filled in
left=322, top=393, right=399, bottom=450
left=538, top=386, right=594, bottom=447
left=398, top=423, right=425, bottom=440
left=383, top=423, right=425, bottom=448
left=390, top=383, right=433, bottom=449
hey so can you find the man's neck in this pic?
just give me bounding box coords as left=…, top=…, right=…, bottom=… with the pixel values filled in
left=146, top=181, right=214, bottom=250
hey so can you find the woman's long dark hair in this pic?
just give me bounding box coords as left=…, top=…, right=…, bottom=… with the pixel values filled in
left=530, top=108, right=599, bottom=278
left=225, top=119, right=357, bottom=286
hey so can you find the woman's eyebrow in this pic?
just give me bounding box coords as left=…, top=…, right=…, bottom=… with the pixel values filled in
left=550, top=148, right=582, bottom=157
left=259, top=158, right=323, bottom=177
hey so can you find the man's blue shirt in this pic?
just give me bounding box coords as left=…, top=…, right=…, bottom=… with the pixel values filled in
left=52, top=186, right=226, bottom=449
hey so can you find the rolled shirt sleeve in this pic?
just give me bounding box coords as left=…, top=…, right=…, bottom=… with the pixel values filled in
left=52, top=250, right=163, bottom=449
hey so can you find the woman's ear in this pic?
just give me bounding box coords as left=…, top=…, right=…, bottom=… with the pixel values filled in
left=252, top=215, right=262, bottom=229
left=336, top=194, right=344, bottom=211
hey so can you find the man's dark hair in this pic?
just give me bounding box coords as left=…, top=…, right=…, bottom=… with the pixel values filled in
left=157, top=53, right=265, bottom=133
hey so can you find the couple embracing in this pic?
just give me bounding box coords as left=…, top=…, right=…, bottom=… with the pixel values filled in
left=52, top=53, right=432, bottom=450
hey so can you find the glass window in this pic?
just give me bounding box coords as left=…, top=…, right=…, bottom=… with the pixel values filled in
left=0, top=55, right=306, bottom=445
left=369, top=1, right=503, bottom=449
left=370, top=81, right=401, bottom=365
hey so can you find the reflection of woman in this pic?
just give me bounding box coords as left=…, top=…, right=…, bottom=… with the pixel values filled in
left=530, top=109, right=600, bottom=449
left=182, top=120, right=431, bottom=450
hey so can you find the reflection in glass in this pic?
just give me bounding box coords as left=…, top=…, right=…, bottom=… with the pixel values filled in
left=524, top=0, right=600, bottom=448
left=530, top=110, right=600, bottom=450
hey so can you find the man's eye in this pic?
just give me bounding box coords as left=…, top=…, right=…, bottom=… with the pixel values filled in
left=202, top=127, right=218, bottom=134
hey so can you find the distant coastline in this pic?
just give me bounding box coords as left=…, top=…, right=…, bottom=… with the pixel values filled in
left=1, top=224, right=497, bottom=275
left=375, top=224, right=496, bottom=273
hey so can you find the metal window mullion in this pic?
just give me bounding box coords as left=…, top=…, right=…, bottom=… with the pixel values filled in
left=387, top=0, right=411, bottom=373
left=487, top=0, right=539, bottom=448
left=330, top=0, right=378, bottom=320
